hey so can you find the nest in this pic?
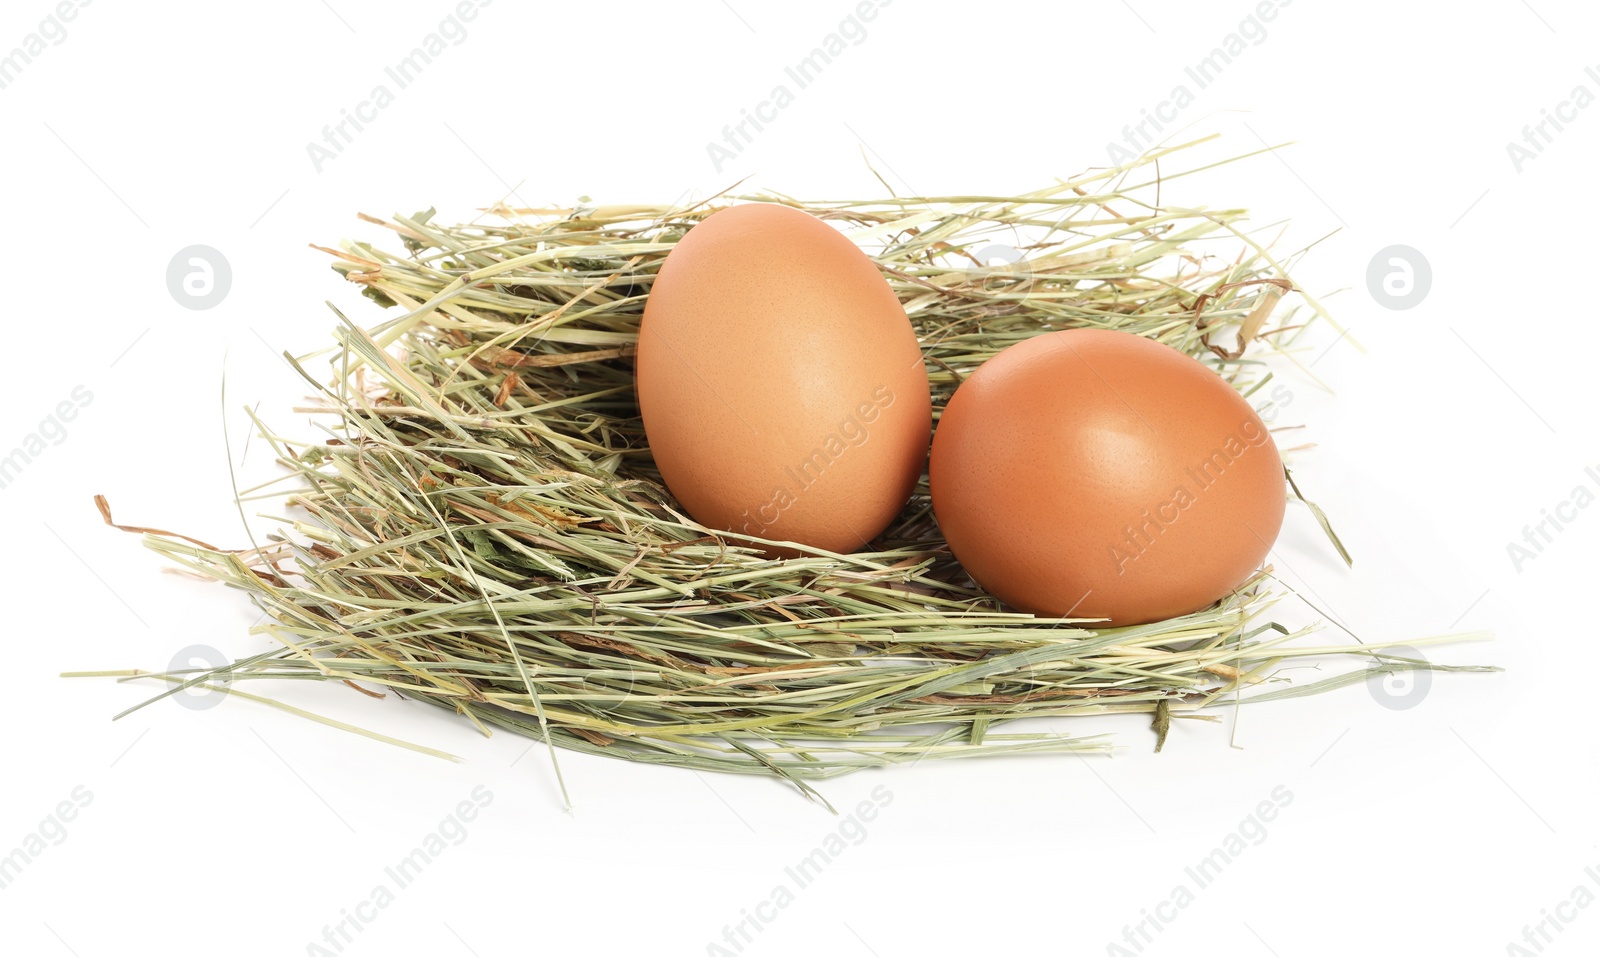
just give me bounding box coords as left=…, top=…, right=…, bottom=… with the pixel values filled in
left=93, top=138, right=1489, bottom=806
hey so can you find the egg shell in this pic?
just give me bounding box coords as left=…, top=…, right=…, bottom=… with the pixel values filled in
left=636, top=203, right=932, bottom=554
left=929, top=329, right=1286, bottom=625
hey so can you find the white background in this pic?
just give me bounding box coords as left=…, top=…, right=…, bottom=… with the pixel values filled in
left=1, top=1, right=1594, bottom=954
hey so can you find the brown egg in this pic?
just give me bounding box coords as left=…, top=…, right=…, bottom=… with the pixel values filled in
left=929, top=329, right=1286, bottom=625
left=636, top=203, right=931, bottom=555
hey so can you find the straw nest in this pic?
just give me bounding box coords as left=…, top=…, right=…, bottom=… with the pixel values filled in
left=90, top=138, right=1491, bottom=806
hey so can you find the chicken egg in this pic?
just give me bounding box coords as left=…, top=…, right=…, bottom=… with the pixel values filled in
left=929, top=329, right=1286, bottom=624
